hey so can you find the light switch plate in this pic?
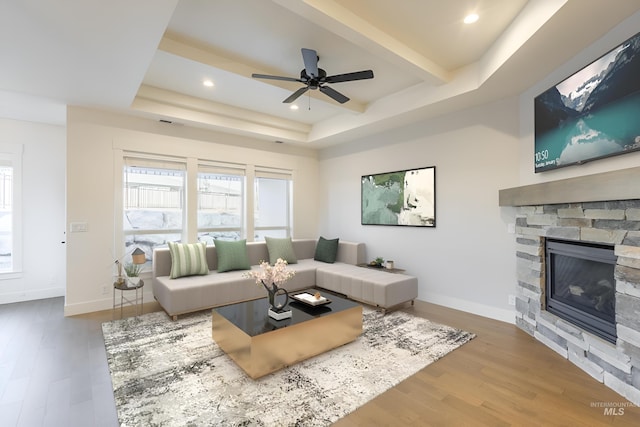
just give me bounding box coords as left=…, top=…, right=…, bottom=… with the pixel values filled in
left=70, top=222, right=88, bottom=232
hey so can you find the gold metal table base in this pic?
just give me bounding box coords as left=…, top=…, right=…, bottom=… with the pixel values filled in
left=212, top=304, right=362, bottom=379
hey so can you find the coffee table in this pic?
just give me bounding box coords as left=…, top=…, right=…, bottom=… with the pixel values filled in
left=211, top=289, right=362, bottom=379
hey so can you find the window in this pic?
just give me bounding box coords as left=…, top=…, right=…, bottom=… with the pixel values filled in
left=0, top=166, right=14, bottom=271
left=197, top=165, right=244, bottom=243
left=120, top=156, right=293, bottom=256
left=123, top=158, right=185, bottom=262
left=0, top=143, right=22, bottom=275
left=254, top=168, right=292, bottom=241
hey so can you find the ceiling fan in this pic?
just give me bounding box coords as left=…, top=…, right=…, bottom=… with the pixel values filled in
left=251, top=48, right=374, bottom=104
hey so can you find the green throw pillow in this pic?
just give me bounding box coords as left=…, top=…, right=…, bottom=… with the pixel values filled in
left=265, top=237, right=297, bottom=265
left=214, top=239, right=251, bottom=273
left=314, top=236, right=339, bottom=263
left=168, top=242, right=209, bottom=279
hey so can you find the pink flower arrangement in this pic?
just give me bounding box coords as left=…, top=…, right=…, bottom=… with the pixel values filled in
left=245, top=258, right=295, bottom=286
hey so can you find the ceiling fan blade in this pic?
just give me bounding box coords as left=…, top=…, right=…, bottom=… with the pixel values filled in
left=319, top=85, right=350, bottom=104
left=252, top=73, right=302, bottom=83
left=283, top=86, right=309, bottom=103
left=301, top=48, right=318, bottom=78
left=324, top=70, right=374, bottom=83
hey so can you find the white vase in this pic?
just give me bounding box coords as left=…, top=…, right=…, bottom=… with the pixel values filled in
left=128, top=277, right=141, bottom=286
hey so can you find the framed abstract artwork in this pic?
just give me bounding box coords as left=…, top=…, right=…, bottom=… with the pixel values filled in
left=361, top=166, right=435, bottom=227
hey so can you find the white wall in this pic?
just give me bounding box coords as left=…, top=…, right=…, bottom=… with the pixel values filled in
left=59, top=9, right=640, bottom=320
left=0, top=118, right=66, bottom=304
left=65, top=107, right=320, bottom=316
left=519, top=10, right=640, bottom=186
left=318, top=98, right=520, bottom=323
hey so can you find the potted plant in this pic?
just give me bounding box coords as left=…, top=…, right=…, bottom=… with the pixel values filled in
left=124, top=262, right=143, bottom=286
left=369, top=257, right=385, bottom=268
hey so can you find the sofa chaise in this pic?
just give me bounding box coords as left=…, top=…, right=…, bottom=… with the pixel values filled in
left=152, top=238, right=418, bottom=319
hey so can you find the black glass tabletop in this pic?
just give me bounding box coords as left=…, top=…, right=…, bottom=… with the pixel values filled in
left=213, top=289, right=360, bottom=337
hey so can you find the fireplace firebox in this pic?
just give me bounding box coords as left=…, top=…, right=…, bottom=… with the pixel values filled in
left=545, top=239, right=617, bottom=343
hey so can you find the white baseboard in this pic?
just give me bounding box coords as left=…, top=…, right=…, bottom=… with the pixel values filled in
left=0, top=287, right=65, bottom=305
left=64, top=289, right=155, bottom=317
left=64, top=297, right=112, bottom=316
left=422, top=293, right=516, bottom=324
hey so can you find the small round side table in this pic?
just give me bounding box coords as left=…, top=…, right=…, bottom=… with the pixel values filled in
left=113, top=279, right=144, bottom=319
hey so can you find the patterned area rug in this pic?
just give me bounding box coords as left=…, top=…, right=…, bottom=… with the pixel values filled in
left=102, top=308, right=475, bottom=426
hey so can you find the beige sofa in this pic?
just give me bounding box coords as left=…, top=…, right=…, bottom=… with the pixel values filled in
left=152, top=239, right=418, bottom=319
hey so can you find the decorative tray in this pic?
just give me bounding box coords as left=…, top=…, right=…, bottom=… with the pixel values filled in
left=291, top=292, right=331, bottom=306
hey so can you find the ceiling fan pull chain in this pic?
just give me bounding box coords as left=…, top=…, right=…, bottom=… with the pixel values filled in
left=308, top=91, right=311, bottom=110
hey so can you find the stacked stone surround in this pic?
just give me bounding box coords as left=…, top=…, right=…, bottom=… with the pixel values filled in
left=514, top=200, right=640, bottom=405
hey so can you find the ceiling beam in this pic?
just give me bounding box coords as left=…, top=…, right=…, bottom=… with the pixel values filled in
left=132, top=85, right=311, bottom=142
left=272, top=0, right=451, bottom=85
left=158, top=33, right=366, bottom=114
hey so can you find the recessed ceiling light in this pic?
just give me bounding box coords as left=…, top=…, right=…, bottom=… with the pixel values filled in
left=289, top=105, right=299, bottom=110
left=464, top=13, right=479, bottom=24
left=203, top=79, right=214, bottom=87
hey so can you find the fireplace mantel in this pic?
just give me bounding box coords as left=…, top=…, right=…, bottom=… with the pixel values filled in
left=499, top=166, right=640, bottom=207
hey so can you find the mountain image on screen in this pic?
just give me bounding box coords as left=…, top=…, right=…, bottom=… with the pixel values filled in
left=534, top=32, right=640, bottom=172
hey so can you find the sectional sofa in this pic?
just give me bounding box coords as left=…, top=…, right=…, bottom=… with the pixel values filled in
left=152, top=238, right=418, bottom=320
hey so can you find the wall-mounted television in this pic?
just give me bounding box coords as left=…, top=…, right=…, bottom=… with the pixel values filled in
left=534, top=31, right=640, bottom=173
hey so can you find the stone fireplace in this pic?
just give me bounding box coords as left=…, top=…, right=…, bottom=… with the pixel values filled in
left=500, top=167, right=640, bottom=405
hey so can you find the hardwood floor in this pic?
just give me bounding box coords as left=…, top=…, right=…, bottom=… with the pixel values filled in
left=1, top=297, right=639, bottom=426
left=0, top=297, right=157, bottom=427
left=337, top=301, right=640, bottom=427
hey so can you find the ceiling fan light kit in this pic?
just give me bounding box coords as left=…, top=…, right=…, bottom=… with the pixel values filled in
left=252, top=48, right=374, bottom=104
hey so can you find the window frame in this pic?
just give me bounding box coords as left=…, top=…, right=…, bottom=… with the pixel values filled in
left=116, top=152, right=294, bottom=263
left=253, top=167, right=293, bottom=241
left=197, top=162, right=246, bottom=242
left=120, top=155, right=187, bottom=263
left=0, top=143, right=23, bottom=278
